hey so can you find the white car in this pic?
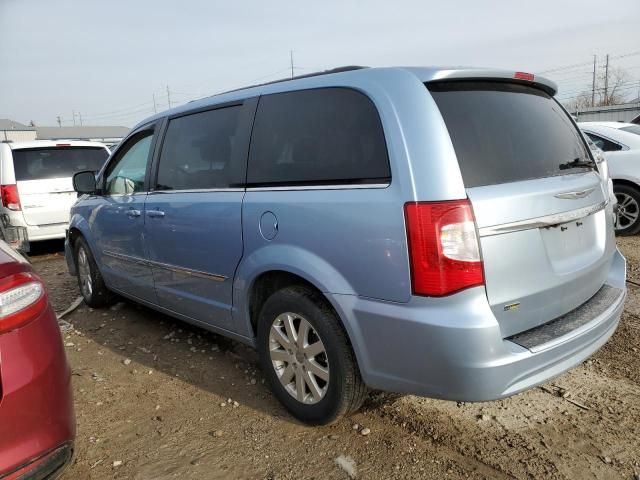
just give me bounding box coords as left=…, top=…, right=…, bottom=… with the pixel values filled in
left=0, top=140, right=110, bottom=248
left=579, top=122, right=640, bottom=235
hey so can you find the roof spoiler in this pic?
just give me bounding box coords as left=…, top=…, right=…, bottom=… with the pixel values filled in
left=423, top=68, right=557, bottom=96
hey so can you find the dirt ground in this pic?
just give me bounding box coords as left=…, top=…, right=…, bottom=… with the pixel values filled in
left=29, top=239, right=640, bottom=480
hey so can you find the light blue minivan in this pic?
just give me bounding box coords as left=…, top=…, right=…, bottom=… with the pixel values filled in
left=67, top=66, right=626, bottom=424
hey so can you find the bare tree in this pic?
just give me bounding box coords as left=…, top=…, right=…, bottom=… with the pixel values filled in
left=563, top=93, right=592, bottom=112
left=600, top=67, right=630, bottom=106
left=562, top=65, right=634, bottom=111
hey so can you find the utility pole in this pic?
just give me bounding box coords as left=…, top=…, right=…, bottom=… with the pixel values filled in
left=591, top=55, right=596, bottom=107
left=72, top=110, right=76, bottom=126
left=604, top=54, right=610, bottom=105
left=153, top=93, right=157, bottom=113
left=56, top=116, right=61, bottom=127
left=290, top=50, right=294, bottom=78
left=167, top=86, right=172, bottom=109
left=79, top=112, right=83, bottom=126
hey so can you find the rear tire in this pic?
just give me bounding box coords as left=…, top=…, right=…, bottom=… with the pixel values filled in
left=257, top=286, right=368, bottom=425
left=74, top=236, right=116, bottom=308
left=614, top=184, right=640, bottom=236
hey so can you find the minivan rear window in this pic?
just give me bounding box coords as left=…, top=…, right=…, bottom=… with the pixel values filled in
left=12, top=147, right=109, bottom=181
left=428, top=81, right=592, bottom=188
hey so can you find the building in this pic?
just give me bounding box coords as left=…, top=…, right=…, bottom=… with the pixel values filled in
left=36, top=126, right=130, bottom=147
left=0, top=119, right=37, bottom=142
left=571, top=102, right=640, bottom=123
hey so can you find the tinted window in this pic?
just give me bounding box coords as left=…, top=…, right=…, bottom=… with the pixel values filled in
left=247, top=88, right=389, bottom=186
left=12, top=147, right=108, bottom=181
left=584, top=133, right=623, bottom=152
left=428, top=82, right=592, bottom=187
left=105, top=132, right=154, bottom=195
left=620, top=125, right=640, bottom=136
left=156, top=106, right=242, bottom=190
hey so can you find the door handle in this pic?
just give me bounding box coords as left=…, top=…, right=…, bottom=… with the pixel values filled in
left=147, top=210, right=165, bottom=218
left=127, top=209, right=141, bottom=218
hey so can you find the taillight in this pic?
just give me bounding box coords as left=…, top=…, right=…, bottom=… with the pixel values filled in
left=0, top=272, right=46, bottom=334
left=404, top=200, right=484, bottom=296
left=1, top=184, right=21, bottom=211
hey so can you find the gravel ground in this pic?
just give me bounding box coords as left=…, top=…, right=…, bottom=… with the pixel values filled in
left=29, top=239, right=640, bottom=480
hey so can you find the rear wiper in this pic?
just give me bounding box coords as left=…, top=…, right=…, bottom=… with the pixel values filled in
left=558, top=157, right=596, bottom=170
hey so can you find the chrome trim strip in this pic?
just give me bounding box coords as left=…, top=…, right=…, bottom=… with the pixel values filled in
left=102, top=250, right=227, bottom=281
left=246, top=183, right=390, bottom=192
left=103, top=250, right=148, bottom=266
left=148, top=188, right=245, bottom=194
left=478, top=200, right=608, bottom=237
left=147, top=259, right=227, bottom=281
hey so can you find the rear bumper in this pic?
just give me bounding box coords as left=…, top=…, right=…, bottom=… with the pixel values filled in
left=0, top=209, right=66, bottom=242
left=330, top=248, right=626, bottom=401
left=25, top=223, right=67, bottom=242
left=0, top=443, right=73, bottom=480
left=0, top=305, right=75, bottom=477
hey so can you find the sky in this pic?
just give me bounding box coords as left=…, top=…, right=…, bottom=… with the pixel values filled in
left=1, top=0, right=639, bottom=127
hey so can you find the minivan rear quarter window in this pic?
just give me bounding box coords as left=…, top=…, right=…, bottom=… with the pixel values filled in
left=428, top=81, right=591, bottom=187
left=12, top=147, right=108, bottom=181
left=247, top=87, right=390, bottom=186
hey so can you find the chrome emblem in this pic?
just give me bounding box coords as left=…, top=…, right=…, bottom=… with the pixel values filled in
left=554, top=187, right=596, bottom=200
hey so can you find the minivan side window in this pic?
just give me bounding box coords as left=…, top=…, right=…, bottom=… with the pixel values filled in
left=104, top=131, right=154, bottom=195
left=156, top=106, right=242, bottom=190
left=584, top=132, right=623, bottom=152
left=247, top=88, right=390, bottom=186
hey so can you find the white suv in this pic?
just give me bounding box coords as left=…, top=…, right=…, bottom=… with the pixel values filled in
left=0, top=140, right=110, bottom=249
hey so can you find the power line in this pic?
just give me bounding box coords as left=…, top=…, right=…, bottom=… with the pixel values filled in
left=539, top=51, right=640, bottom=75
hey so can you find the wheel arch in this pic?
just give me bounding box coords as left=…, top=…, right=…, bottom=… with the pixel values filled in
left=67, top=215, right=100, bottom=271
left=612, top=178, right=640, bottom=191
left=233, top=244, right=365, bottom=374
left=242, top=268, right=367, bottom=389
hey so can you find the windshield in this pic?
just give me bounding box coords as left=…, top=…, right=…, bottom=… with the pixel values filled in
left=12, top=147, right=109, bottom=181
left=428, top=81, right=592, bottom=187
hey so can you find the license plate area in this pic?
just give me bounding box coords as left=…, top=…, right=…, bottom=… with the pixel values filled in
left=540, top=209, right=606, bottom=275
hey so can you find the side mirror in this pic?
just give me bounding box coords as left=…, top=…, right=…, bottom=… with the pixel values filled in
left=73, top=171, right=97, bottom=194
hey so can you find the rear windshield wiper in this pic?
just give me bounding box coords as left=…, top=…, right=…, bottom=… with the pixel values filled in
left=558, top=157, right=596, bottom=171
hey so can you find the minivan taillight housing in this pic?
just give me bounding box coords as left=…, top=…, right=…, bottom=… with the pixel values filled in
left=1, top=184, right=21, bottom=211
left=0, top=272, right=46, bottom=334
left=404, top=200, right=484, bottom=296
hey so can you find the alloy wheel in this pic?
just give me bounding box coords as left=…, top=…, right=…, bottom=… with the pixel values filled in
left=615, top=192, right=639, bottom=231
left=268, top=312, right=329, bottom=404
left=77, top=246, right=93, bottom=298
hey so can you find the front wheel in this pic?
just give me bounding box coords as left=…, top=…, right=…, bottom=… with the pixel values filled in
left=257, top=286, right=368, bottom=425
left=74, top=237, right=116, bottom=307
left=614, top=184, right=640, bottom=236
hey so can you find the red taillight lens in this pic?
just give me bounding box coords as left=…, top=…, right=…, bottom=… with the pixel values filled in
left=0, top=272, right=46, bottom=334
left=1, top=184, right=21, bottom=211
left=514, top=71, right=535, bottom=82
left=404, top=200, right=484, bottom=297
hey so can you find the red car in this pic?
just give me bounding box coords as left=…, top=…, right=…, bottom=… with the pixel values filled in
left=0, top=241, right=75, bottom=479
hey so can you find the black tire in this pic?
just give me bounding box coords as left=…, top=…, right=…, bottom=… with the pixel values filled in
left=74, top=236, right=116, bottom=308
left=257, top=286, right=368, bottom=425
left=614, top=184, right=640, bottom=236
